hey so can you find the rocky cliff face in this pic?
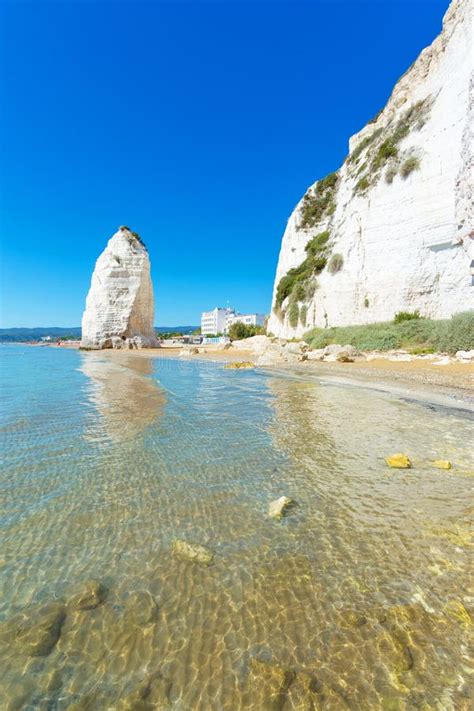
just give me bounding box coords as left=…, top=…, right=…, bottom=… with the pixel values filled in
left=268, top=0, right=473, bottom=339
left=81, top=227, right=159, bottom=349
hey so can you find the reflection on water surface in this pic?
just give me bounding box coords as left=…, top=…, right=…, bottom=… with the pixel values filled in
left=79, top=352, right=165, bottom=441
left=0, top=346, right=472, bottom=710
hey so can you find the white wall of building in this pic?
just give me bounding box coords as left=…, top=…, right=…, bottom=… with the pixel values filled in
left=201, top=307, right=234, bottom=335
left=226, top=313, right=266, bottom=329
left=201, top=308, right=267, bottom=334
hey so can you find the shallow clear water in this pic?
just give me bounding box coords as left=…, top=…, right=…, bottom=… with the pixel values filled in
left=0, top=345, right=472, bottom=710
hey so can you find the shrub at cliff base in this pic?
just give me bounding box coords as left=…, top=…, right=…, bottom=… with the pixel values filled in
left=228, top=322, right=265, bottom=341
left=304, top=311, right=474, bottom=354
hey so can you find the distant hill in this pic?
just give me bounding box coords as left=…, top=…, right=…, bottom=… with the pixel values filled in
left=0, top=326, right=199, bottom=342
left=155, top=326, right=198, bottom=334
left=0, top=327, right=82, bottom=342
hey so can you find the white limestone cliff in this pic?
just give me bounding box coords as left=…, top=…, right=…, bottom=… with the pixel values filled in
left=268, top=0, right=473, bottom=339
left=81, top=227, right=159, bottom=349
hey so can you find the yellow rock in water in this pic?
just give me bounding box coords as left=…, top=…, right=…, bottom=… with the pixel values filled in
left=433, top=460, right=452, bottom=470
left=224, top=361, right=254, bottom=369
left=385, top=454, right=412, bottom=469
left=443, top=599, right=472, bottom=626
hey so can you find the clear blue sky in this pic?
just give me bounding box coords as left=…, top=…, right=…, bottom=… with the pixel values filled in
left=0, top=0, right=449, bottom=327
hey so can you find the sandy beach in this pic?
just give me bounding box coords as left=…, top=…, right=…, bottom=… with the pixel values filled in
left=51, top=340, right=474, bottom=410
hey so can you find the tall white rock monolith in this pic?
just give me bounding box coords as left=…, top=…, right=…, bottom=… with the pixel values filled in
left=81, top=226, right=159, bottom=349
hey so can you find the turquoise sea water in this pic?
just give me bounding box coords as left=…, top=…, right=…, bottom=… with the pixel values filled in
left=0, top=345, right=472, bottom=710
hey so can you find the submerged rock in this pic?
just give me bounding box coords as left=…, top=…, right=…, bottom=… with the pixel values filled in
left=172, top=539, right=214, bottom=566
left=40, top=667, right=64, bottom=695
left=432, top=459, right=452, bottom=470
left=385, top=453, right=412, bottom=469
left=123, top=591, right=159, bottom=626
left=268, top=496, right=295, bottom=520
left=248, top=658, right=295, bottom=709
left=339, top=609, right=368, bottom=628
left=0, top=601, right=66, bottom=657
left=67, top=580, right=106, bottom=611
left=248, top=657, right=322, bottom=710
left=443, top=599, right=472, bottom=626
left=81, top=226, right=159, bottom=350
left=115, top=673, right=171, bottom=710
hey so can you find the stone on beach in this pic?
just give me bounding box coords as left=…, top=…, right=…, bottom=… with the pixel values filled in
left=268, top=496, right=295, bottom=520
left=179, top=347, right=199, bottom=356
left=323, top=344, right=359, bottom=362
left=256, top=344, right=300, bottom=367
left=172, top=539, right=214, bottom=566
left=305, top=348, right=325, bottom=361
left=385, top=453, right=412, bottom=469
left=231, top=335, right=272, bottom=353
left=432, top=460, right=452, bottom=470
left=283, top=341, right=309, bottom=355
left=455, top=350, right=474, bottom=362
left=335, top=351, right=354, bottom=363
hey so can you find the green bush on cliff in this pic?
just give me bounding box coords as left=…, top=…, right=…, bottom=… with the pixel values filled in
left=354, top=176, right=370, bottom=194
left=304, top=311, right=474, bottom=354
left=385, top=165, right=398, bottom=184
left=328, top=253, right=343, bottom=273
left=120, top=225, right=146, bottom=248
left=275, top=231, right=330, bottom=308
left=372, top=139, right=398, bottom=170
left=400, top=156, right=420, bottom=178
left=393, top=310, right=421, bottom=324
left=288, top=302, right=300, bottom=328
left=305, top=230, right=330, bottom=255
left=292, top=282, right=306, bottom=302
left=349, top=127, right=383, bottom=164
left=299, top=173, right=338, bottom=229
left=299, top=304, right=308, bottom=327
left=348, top=98, right=431, bottom=187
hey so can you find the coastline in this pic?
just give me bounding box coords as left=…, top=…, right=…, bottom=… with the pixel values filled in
left=263, top=358, right=474, bottom=414
left=44, top=340, right=474, bottom=411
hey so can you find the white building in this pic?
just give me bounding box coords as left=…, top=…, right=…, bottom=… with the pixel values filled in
left=226, top=313, right=266, bottom=330
left=201, top=307, right=267, bottom=335
left=201, top=307, right=234, bottom=335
